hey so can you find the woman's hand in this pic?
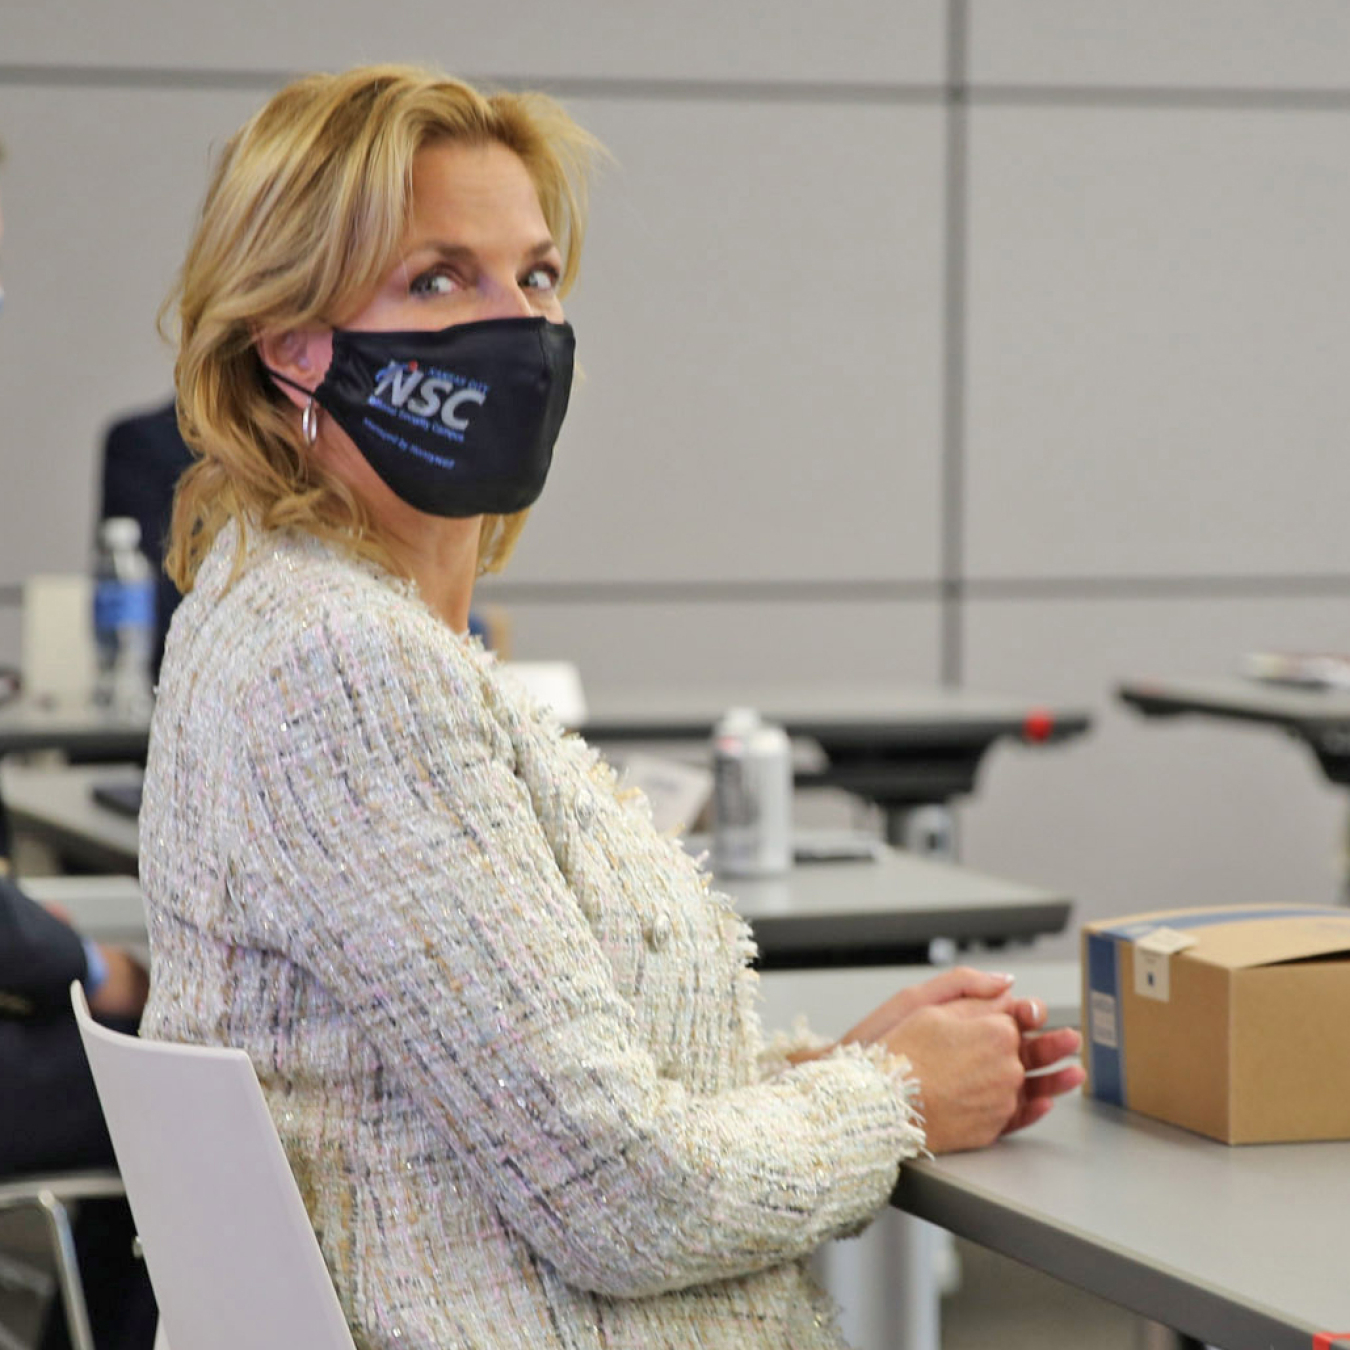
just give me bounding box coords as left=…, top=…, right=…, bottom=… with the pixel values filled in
left=839, top=966, right=1020, bottom=1047
left=87, top=945, right=150, bottom=1021
left=847, top=967, right=1086, bottom=1153
left=782, top=966, right=1018, bottom=1068
left=879, top=996, right=1027, bottom=1153
left=786, top=966, right=1086, bottom=1151
left=1001, top=995, right=1085, bottom=1137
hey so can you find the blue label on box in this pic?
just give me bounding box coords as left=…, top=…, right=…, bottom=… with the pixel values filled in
left=1086, top=932, right=1125, bottom=1107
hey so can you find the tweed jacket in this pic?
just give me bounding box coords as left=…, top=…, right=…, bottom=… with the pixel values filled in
left=139, top=525, right=923, bottom=1350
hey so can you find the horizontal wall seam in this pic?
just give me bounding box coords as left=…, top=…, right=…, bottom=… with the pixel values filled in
left=475, top=575, right=1350, bottom=603
left=8, top=574, right=1350, bottom=608
left=476, top=581, right=946, bottom=603
left=964, top=574, right=1350, bottom=600
left=5, top=65, right=1350, bottom=110
left=966, top=83, right=1350, bottom=111
left=0, top=64, right=944, bottom=103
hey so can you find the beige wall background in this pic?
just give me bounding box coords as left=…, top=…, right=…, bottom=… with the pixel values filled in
left=3, top=1, right=1350, bottom=952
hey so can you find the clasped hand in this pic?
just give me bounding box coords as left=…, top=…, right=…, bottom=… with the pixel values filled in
left=842, top=967, right=1085, bottom=1154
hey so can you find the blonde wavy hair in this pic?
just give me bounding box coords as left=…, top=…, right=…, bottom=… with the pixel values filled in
left=163, top=65, right=599, bottom=592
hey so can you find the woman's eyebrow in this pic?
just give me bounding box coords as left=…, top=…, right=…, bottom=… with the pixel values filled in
left=403, top=238, right=559, bottom=263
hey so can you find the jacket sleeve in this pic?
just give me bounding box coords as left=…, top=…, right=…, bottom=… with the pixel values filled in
left=231, top=608, right=923, bottom=1299
left=0, top=875, right=89, bottom=1016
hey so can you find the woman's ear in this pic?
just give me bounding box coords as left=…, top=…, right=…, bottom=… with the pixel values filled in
left=256, top=327, right=334, bottom=409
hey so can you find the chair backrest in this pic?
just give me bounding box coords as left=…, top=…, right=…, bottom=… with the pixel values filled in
left=22, top=574, right=95, bottom=700
left=71, top=984, right=356, bottom=1350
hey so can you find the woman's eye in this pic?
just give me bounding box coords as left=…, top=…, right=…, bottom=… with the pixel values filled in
left=409, top=269, right=459, bottom=298
left=522, top=265, right=559, bottom=294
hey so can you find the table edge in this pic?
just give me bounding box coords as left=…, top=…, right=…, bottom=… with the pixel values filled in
left=892, top=1155, right=1322, bottom=1350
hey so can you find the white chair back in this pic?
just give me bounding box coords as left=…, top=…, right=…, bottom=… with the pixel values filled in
left=71, top=984, right=356, bottom=1350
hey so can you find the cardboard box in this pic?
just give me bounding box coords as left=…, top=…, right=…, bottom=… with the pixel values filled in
left=1083, top=904, right=1350, bottom=1144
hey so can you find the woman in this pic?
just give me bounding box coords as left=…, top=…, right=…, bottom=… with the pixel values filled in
left=141, top=65, right=1082, bottom=1349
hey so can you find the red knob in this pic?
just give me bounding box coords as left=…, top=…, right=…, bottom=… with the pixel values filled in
left=1023, top=708, right=1055, bottom=743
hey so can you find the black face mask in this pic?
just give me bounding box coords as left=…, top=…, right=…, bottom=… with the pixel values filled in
left=269, top=316, right=575, bottom=517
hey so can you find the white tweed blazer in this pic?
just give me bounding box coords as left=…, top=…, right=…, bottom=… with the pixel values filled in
left=139, top=524, right=923, bottom=1350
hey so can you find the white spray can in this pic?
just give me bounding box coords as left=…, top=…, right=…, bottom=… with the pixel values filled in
left=711, top=708, right=793, bottom=877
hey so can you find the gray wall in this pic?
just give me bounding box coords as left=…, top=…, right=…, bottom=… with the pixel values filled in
left=4, top=2, right=1350, bottom=951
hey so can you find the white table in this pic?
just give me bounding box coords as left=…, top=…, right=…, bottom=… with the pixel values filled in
left=1, top=763, right=141, bottom=875
left=757, top=958, right=1081, bottom=1035
left=894, top=1092, right=1350, bottom=1350
left=20, top=874, right=147, bottom=951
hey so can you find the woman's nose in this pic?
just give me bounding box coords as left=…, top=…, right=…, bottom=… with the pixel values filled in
left=477, top=276, right=537, bottom=321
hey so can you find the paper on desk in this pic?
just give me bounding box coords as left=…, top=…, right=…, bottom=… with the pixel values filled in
left=616, top=752, right=713, bottom=835
left=1240, top=650, right=1350, bottom=690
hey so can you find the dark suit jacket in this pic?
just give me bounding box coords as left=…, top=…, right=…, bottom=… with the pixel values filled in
left=0, top=873, right=86, bottom=1016
left=0, top=874, right=121, bottom=1173
left=100, top=400, right=194, bottom=679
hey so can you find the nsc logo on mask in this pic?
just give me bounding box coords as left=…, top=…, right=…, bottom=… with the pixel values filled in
left=274, top=315, right=575, bottom=517
left=370, top=360, right=488, bottom=441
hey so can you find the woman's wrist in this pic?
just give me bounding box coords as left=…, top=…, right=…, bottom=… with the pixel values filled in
left=784, top=1040, right=839, bottom=1066
left=86, top=945, right=150, bottom=1020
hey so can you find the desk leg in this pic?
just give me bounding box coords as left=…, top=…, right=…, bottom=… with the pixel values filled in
left=1342, top=804, right=1350, bottom=904
left=814, top=1208, right=941, bottom=1350
left=1135, top=1321, right=1205, bottom=1350
left=886, top=805, right=956, bottom=860
left=878, top=800, right=962, bottom=1338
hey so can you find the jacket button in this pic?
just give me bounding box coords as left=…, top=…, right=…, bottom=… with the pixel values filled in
left=647, top=913, right=672, bottom=950
left=574, top=789, right=596, bottom=829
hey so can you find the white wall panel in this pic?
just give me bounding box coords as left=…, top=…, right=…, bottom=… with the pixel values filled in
left=0, top=87, right=945, bottom=594
left=970, top=1, right=1350, bottom=90
left=2, top=0, right=946, bottom=85
left=958, top=596, right=1350, bottom=959
left=482, top=595, right=942, bottom=697
left=964, top=107, right=1350, bottom=581
left=511, top=98, right=947, bottom=585
left=0, top=85, right=264, bottom=585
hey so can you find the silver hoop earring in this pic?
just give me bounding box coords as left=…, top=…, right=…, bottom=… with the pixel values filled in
left=301, top=397, right=320, bottom=447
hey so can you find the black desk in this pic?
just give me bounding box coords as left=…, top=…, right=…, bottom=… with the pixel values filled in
left=585, top=686, right=1092, bottom=849
left=713, top=845, right=1071, bottom=969
left=0, top=763, right=142, bottom=875
left=0, top=688, right=1095, bottom=853
left=1, top=765, right=1073, bottom=968
left=0, top=698, right=151, bottom=861
left=1118, top=675, right=1350, bottom=787
left=0, top=698, right=151, bottom=761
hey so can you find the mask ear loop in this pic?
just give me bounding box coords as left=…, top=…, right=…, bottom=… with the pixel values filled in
left=301, top=396, right=320, bottom=447
left=262, top=361, right=321, bottom=447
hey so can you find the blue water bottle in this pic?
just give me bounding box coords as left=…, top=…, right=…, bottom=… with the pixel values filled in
left=92, top=516, right=156, bottom=716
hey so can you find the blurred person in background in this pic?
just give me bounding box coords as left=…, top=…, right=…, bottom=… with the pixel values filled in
left=99, top=398, right=192, bottom=681
left=0, top=137, right=156, bottom=1350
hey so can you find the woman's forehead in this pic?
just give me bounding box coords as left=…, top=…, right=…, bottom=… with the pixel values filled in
left=404, top=141, right=550, bottom=249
